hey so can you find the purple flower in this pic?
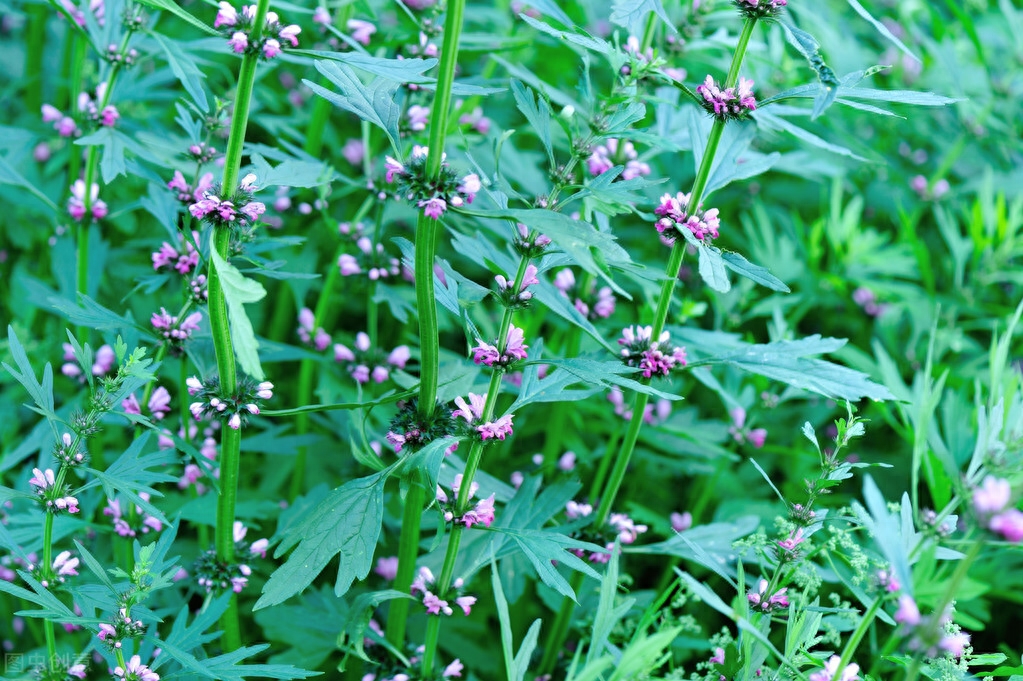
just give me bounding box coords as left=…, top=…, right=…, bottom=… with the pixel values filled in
left=777, top=527, right=805, bottom=552
left=52, top=550, right=80, bottom=577
left=313, top=6, right=331, bottom=24
left=418, top=197, right=447, bottom=219
left=423, top=591, right=452, bottom=616
left=384, top=157, right=405, bottom=182
left=375, top=556, right=399, bottom=581
left=452, top=393, right=487, bottom=422
left=347, top=18, right=376, bottom=45
left=442, top=659, right=464, bottom=678
left=278, top=24, right=301, bottom=47
left=478, top=414, right=514, bottom=441
left=214, top=1, right=238, bottom=27
left=671, top=511, right=693, bottom=533
left=990, top=508, right=1023, bottom=542
left=894, top=594, right=921, bottom=626
left=747, top=579, right=788, bottom=612
left=228, top=31, right=248, bottom=53
left=709, top=647, right=725, bottom=665
left=809, top=656, right=858, bottom=681
left=262, top=38, right=281, bottom=59
left=973, top=476, right=1011, bottom=515
left=407, top=104, right=430, bottom=131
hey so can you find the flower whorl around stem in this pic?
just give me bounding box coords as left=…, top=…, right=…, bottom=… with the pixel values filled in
left=617, top=325, right=688, bottom=379
left=186, top=374, right=273, bottom=430
left=654, top=191, right=721, bottom=241
left=214, top=2, right=300, bottom=59
left=384, top=146, right=479, bottom=220
left=695, top=75, right=758, bottom=121
left=734, top=0, right=788, bottom=20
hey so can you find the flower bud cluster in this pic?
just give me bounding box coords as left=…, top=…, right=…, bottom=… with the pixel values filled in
left=67, top=180, right=108, bottom=222
left=189, top=274, right=209, bottom=304
left=97, top=608, right=147, bottom=650
left=151, top=308, right=202, bottom=353
left=77, top=85, right=120, bottom=128
left=495, top=263, right=540, bottom=308
left=384, top=146, right=480, bottom=220
left=410, top=566, right=478, bottom=618
left=511, top=222, right=552, bottom=259
left=187, top=142, right=219, bottom=164
left=215, top=2, right=301, bottom=59
left=29, top=550, right=81, bottom=590
left=188, top=173, right=266, bottom=229
left=435, top=475, right=496, bottom=529
left=152, top=231, right=201, bottom=274
left=105, top=42, right=139, bottom=66
left=471, top=325, right=529, bottom=368
left=334, top=332, right=411, bottom=384
left=29, top=468, right=80, bottom=515
left=53, top=432, right=88, bottom=468
left=385, top=398, right=458, bottom=454
left=655, top=191, right=721, bottom=242
left=553, top=268, right=616, bottom=320
left=452, top=392, right=514, bottom=442
left=192, top=549, right=253, bottom=594
left=734, top=0, right=787, bottom=20
left=617, top=325, right=688, bottom=379
left=40, top=103, right=80, bottom=138
left=747, top=578, right=789, bottom=612
left=336, top=222, right=402, bottom=280
left=186, top=374, right=273, bottom=430
left=696, top=75, right=758, bottom=121
left=168, top=171, right=215, bottom=206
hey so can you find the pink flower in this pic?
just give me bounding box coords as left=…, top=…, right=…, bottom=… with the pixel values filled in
left=68, top=664, right=87, bottom=680
left=809, top=656, right=859, bottom=681
left=347, top=18, right=376, bottom=45
left=228, top=31, right=248, bottom=53
left=894, top=595, right=921, bottom=626
left=312, top=6, right=331, bottom=24
left=338, top=253, right=361, bottom=276
left=30, top=467, right=55, bottom=491
left=454, top=595, right=477, bottom=616
left=777, top=527, right=805, bottom=552
left=374, top=556, right=399, bottom=581
left=388, top=346, right=411, bottom=369
left=384, top=157, right=405, bottom=182
left=709, top=647, right=725, bottom=665
left=42, top=104, right=62, bottom=122
left=990, top=508, right=1023, bottom=542
left=52, top=551, right=80, bottom=577
left=458, top=173, right=481, bottom=203
left=114, top=655, right=160, bottom=681
left=278, top=24, right=301, bottom=47
left=670, top=511, right=692, bottom=533
left=442, top=659, right=464, bottom=678
left=557, top=451, right=576, bottom=471
left=342, top=138, right=364, bottom=166
left=565, top=501, right=592, bottom=519
left=419, top=197, right=447, bottom=219
left=477, top=414, right=514, bottom=441
left=100, top=105, right=119, bottom=127
left=736, top=77, right=757, bottom=110
left=262, top=38, right=281, bottom=59
left=214, top=2, right=238, bottom=27
left=423, top=592, right=452, bottom=616
left=973, top=476, right=1011, bottom=515
left=939, top=631, right=970, bottom=658
left=452, top=393, right=486, bottom=422
left=462, top=494, right=496, bottom=528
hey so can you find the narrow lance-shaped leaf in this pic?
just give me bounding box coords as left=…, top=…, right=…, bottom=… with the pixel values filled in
left=210, top=248, right=266, bottom=381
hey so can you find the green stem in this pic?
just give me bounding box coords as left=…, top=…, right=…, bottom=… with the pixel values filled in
left=640, top=12, right=658, bottom=54
left=25, top=5, right=47, bottom=115
left=207, top=0, right=270, bottom=653
left=385, top=0, right=466, bottom=649
left=835, top=597, right=882, bottom=677
left=539, top=18, right=758, bottom=675
left=384, top=484, right=425, bottom=646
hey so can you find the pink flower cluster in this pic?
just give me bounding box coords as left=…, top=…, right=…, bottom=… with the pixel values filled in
left=459, top=105, right=492, bottom=134
left=61, top=342, right=115, bottom=380
left=410, top=567, right=477, bottom=618
left=747, top=578, right=788, bottom=612
left=67, top=180, right=108, bottom=222
left=852, top=287, right=888, bottom=318
left=122, top=386, right=172, bottom=421
left=734, top=0, right=787, bottom=19
left=29, top=468, right=80, bottom=514
left=104, top=495, right=163, bottom=538
left=384, top=146, right=481, bottom=220
left=472, top=325, right=529, bottom=367
left=77, top=85, right=119, bottom=128
left=113, top=655, right=160, bottom=681
left=152, top=308, right=202, bottom=348
left=45, top=551, right=80, bottom=588
left=586, top=138, right=651, bottom=181
left=97, top=607, right=147, bottom=650
left=59, top=0, right=104, bottom=27
left=564, top=502, right=645, bottom=563
left=436, top=475, right=497, bottom=529
left=553, top=268, right=615, bottom=320
left=495, top=263, right=540, bottom=307
left=511, top=222, right=552, bottom=257
left=41, top=103, right=79, bottom=137
left=910, top=175, right=950, bottom=201
left=973, top=476, right=1023, bottom=542
left=452, top=392, right=514, bottom=441
left=730, top=407, right=767, bottom=449
left=334, top=332, right=410, bottom=384
left=215, top=2, right=300, bottom=58
left=296, top=308, right=331, bottom=351
left=617, top=325, right=688, bottom=379
left=187, top=376, right=273, bottom=430
left=152, top=232, right=201, bottom=274
left=168, top=171, right=215, bottom=205
left=696, top=75, right=757, bottom=119
left=188, top=174, right=266, bottom=227
left=894, top=595, right=971, bottom=658
left=337, top=224, right=402, bottom=279
left=655, top=191, right=721, bottom=241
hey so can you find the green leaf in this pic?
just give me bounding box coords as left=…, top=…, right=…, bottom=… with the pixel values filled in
left=306, top=60, right=402, bottom=155
left=519, top=14, right=615, bottom=56
left=134, top=0, right=218, bottom=35
left=292, top=50, right=436, bottom=82
left=151, top=32, right=208, bottom=112
left=588, top=543, right=635, bottom=666
left=492, top=560, right=543, bottom=681
left=494, top=527, right=604, bottom=601
left=628, top=517, right=759, bottom=581
left=254, top=586, right=348, bottom=668
left=780, top=21, right=840, bottom=119
left=82, top=433, right=179, bottom=526
left=511, top=80, right=554, bottom=165
left=3, top=325, right=56, bottom=419
left=845, top=0, right=919, bottom=64
left=610, top=0, right=676, bottom=34
left=249, top=153, right=331, bottom=189
left=0, top=154, right=58, bottom=213
left=698, top=243, right=731, bottom=293
left=540, top=356, right=683, bottom=402
left=178, top=645, right=320, bottom=681
left=609, top=627, right=682, bottom=681
left=256, top=470, right=388, bottom=609
left=720, top=251, right=790, bottom=292
left=688, top=334, right=896, bottom=402
left=856, top=476, right=913, bottom=598
left=210, top=248, right=267, bottom=381
left=340, top=590, right=414, bottom=665
left=153, top=596, right=232, bottom=677
left=509, top=340, right=603, bottom=411
left=75, top=127, right=129, bottom=183
left=393, top=436, right=459, bottom=496
left=754, top=108, right=868, bottom=161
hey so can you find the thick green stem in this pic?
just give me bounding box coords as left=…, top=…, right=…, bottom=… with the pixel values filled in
left=385, top=0, right=466, bottom=651
left=207, top=0, right=270, bottom=652
left=539, top=18, right=757, bottom=675
left=384, top=484, right=425, bottom=646
left=25, top=5, right=47, bottom=115
left=835, top=597, right=882, bottom=677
